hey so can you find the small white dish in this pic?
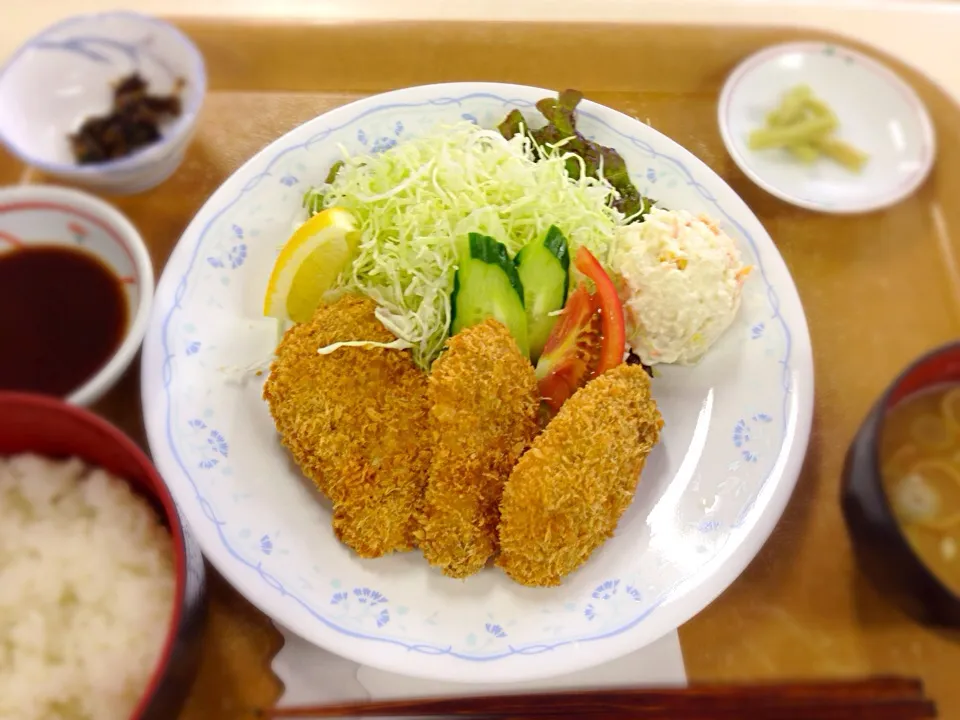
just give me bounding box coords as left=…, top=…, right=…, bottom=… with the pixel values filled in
left=0, top=184, right=154, bottom=405
left=0, top=12, right=206, bottom=195
left=719, top=41, right=935, bottom=214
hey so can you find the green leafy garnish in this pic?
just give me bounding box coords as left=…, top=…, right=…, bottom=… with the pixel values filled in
left=303, top=161, right=348, bottom=215
left=499, top=89, right=653, bottom=220
left=324, top=160, right=344, bottom=184
left=302, top=188, right=324, bottom=215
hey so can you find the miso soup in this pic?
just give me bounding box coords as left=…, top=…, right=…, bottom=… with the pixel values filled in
left=880, top=385, right=960, bottom=595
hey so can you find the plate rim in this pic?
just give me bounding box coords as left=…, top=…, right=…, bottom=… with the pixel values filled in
left=717, top=40, right=936, bottom=215
left=142, top=81, right=815, bottom=683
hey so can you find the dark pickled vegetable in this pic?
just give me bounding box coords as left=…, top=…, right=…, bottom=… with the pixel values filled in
left=69, top=73, right=184, bottom=164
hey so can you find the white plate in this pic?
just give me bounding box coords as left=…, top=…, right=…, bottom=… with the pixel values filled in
left=718, top=42, right=935, bottom=214
left=141, top=82, right=814, bottom=683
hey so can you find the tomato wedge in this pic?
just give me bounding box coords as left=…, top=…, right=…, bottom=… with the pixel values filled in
left=574, top=246, right=626, bottom=376
left=535, top=284, right=601, bottom=414
left=535, top=248, right=627, bottom=416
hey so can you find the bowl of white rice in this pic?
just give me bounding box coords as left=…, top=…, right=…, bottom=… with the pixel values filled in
left=0, top=392, right=206, bottom=720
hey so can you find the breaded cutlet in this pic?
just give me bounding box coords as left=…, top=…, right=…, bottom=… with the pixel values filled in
left=417, top=319, right=540, bottom=578
left=262, top=294, right=430, bottom=558
left=497, top=363, right=663, bottom=587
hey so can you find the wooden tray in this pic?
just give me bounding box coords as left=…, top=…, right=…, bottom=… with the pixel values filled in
left=3, top=18, right=960, bottom=718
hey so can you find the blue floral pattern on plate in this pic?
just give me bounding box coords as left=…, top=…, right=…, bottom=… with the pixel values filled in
left=142, top=83, right=812, bottom=680
left=31, top=33, right=177, bottom=81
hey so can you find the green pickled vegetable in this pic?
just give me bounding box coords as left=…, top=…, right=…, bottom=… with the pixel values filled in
left=748, top=114, right=836, bottom=150
left=748, top=84, right=869, bottom=174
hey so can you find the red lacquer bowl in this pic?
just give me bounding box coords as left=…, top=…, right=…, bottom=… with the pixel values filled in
left=0, top=391, right=207, bottom=719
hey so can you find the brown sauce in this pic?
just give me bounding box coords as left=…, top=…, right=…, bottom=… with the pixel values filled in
left=0, top=245, right=128, bottom=397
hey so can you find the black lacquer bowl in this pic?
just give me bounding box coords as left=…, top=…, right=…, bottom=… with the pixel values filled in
left=842, top=342, right=960, bottom=627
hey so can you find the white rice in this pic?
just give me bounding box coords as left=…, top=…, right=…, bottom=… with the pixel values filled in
left=0, top=454, right=176, bottom=720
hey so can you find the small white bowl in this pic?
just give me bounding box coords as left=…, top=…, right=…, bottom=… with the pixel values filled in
left=0, top=184, right=154, bottom=405
left=719, top=42, right=935, bottom=214
left=0, top=12, right=206, bottom=195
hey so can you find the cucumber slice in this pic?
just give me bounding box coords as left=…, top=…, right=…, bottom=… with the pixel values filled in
left=450, top=233, right=529, bottom=357
left=515, top=225, right=570, bottom=362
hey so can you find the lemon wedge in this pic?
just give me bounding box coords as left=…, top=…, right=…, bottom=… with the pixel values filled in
left=263, top=207, right=359, bottom=323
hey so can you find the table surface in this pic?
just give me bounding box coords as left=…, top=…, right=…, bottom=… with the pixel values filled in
left=4, top=14, right=960, bottom=719
left=4, top=1, right=960, bottom=109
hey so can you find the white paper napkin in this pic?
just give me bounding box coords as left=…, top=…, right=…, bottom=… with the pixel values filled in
left=272, top=623, right=687, bottom=712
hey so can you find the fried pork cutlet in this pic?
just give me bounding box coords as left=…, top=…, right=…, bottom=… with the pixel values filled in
left=262, top=294, right=430, bottom=558
left=497, top=364, right=663, bottom=587
left=417, top=319, right=540, bottom=578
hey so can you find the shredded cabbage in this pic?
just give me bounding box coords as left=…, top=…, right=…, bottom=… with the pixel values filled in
left=305, top=121, right=624, bottom=369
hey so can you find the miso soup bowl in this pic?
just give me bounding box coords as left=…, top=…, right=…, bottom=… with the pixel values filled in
left=842, top=341, right=960, bottom=627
